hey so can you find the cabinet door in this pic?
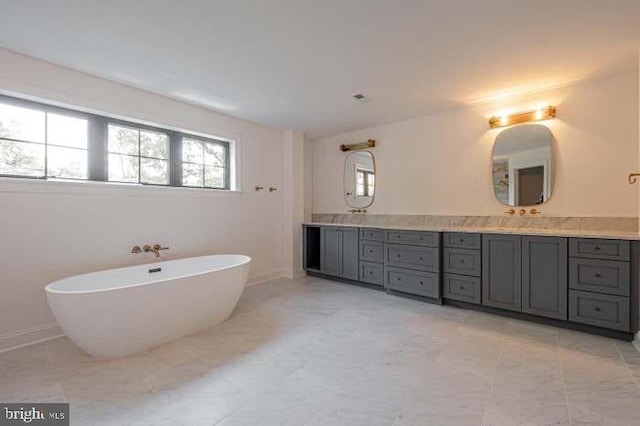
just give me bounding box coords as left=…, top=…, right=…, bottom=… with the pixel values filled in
left=321, top=227, right=341, bottom=277
left=340, top=227, right=359, bottom=280
left=522, top=236, right=568, bottom=320
left=482, top=234, right=522, bottom=312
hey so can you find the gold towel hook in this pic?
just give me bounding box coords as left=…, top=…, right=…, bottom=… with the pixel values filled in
left=629, top=173, right=640, bottom=184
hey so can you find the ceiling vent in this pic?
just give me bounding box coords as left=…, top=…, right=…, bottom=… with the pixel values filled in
left=352, top=93, right=370, bottom=103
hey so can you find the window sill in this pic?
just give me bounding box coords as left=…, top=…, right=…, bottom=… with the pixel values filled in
left=0, top=177, right=243, bottom=198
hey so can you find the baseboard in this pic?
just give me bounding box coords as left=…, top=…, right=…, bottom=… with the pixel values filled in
left=246, top=270, right=286, bottom=286
left=246, top=268, right=309, bottom=286
left=281, top=269, right=306, bottom=279
left=291, top=269, right=306, bottom=279
left=634, top=332, right=640, bottom=353
left=0, top=322, right=64, bottom=354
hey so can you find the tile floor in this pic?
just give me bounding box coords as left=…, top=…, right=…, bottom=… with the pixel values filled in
left=2, top=276, right=640, bottom=425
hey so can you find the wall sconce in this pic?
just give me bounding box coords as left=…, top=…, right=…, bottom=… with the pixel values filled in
left=340, top=139, right=376, bottom=152
left=489, top=106, right=556, bottom=129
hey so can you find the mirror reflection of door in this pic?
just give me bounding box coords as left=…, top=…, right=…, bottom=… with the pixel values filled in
left=516, top=166, right=544, bottom=205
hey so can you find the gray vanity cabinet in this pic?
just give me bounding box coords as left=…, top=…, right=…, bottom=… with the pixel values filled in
left=321, top=226, right=359, bottom=280
left=383, top=230, right=441, bottom=299
left=482, top=234, right=522, bottom=312
left=359, top=228, right=384, bottom=286
left=568, top=238, right=632, bottom=331
left=304, top=225, right=638, bottom=340
left=483, top=234, right=568, bottom=319
left=522, top=236, right=568, bottom=320
left=442, top=232, right=482, bottom=305
left=341, top=228, right=359, bottom=280
left=321, top=227, right=341, bottom=276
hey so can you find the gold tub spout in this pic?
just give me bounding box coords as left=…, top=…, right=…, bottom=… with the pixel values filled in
left=143, top=244, right=169, bottom=257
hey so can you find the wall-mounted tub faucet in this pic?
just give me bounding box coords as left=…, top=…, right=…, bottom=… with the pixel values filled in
left=144, top=244, right=170, bottom=257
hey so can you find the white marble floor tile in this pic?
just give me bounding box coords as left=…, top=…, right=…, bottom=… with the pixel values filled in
left=1, top=276, right=638, bottom=426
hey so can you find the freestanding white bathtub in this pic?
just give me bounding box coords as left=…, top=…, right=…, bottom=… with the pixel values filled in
left=45, top=254, right=251, bottom=359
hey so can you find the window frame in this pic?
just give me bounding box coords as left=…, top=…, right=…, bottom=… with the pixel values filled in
left=0, top=95, right=92, bottom=181
left=106, top=120, right=172, bottom=186
left=0, top=94, right=233, bottom=191
left=180, top=136, right=231, bottom=190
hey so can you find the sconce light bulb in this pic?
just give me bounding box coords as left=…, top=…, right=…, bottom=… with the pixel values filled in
left=535, top=109, right=543, bottom=120
left=500, top=115, right=509, bottom=126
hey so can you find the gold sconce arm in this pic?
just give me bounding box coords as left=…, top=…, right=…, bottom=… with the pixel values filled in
left=628, top=173, right=640, bottom=184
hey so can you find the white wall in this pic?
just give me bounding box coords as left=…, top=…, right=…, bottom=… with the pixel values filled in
left=313, top=68, right=639, bottom=217
left=282, top=130, right=306, bottom=278
left=0, top=50, right=288, bottom=348
left=304, top=136, right=314, bottom=222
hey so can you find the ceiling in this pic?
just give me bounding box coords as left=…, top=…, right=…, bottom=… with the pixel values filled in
left=1, top=1, right=639, bottom=138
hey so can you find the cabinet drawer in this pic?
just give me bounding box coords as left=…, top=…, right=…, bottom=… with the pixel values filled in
left=385, top=230, right=439, bottom=247
left=569, top=290, right=630, bottom=331
left=384, top=244, right=440, bottom=272
left=442, top=248, right=481, bottom=277
left=443, top=232, right=481, bottom=250
left=384, top=267, right=440, bottom=298
left=359, top=261, right=384, bottom=286
left=360, top=240, right=384, bottom=263
left=569, top=258, right=630, bottom=296
left=360, top=228, right=384, bottom=242
left=443, top=274, right=481, bottom=304
left=569, top=238, right=630, bottom=261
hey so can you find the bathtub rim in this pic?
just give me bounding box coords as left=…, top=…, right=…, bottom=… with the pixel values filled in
left=45, top=254, right=251, bottom=295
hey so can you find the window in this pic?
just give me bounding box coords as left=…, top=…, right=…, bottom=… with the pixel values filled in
left=356, top=168, right=375, bottom=197
left=182, top=137, right=229, bottom=189
left=0, top=94, right=233, bottom=190
left=108, top=124, right=169, bottom=185
left=0, top=102, right=88, bottom=179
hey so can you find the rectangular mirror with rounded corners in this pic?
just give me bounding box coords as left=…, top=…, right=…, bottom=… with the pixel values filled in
left=492, top=124, right=553, bottom=207
left=344, top=150, right=375, bottom=209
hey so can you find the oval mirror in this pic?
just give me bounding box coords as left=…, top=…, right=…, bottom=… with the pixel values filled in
left=344, top=150, right=375, bottom=209
left=492, top=124, right=553, bottom=207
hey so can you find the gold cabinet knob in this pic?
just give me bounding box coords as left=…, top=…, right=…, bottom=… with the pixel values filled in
left=504, top=209, right=515, bottom=215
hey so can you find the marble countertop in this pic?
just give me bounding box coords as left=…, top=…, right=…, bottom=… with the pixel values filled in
left=303, top=222, right=640, bottom=240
